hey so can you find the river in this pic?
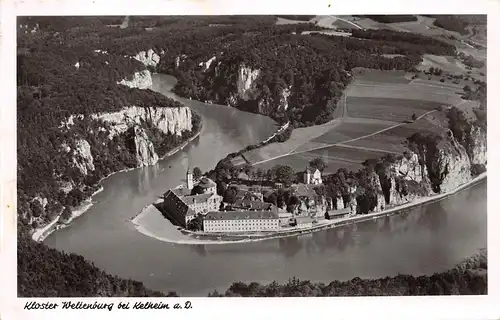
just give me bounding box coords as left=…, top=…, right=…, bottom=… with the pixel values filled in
left=44, top=74, right=487, bottom=296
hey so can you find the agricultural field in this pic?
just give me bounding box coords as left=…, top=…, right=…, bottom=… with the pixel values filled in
left=242, top=119, right=344, bottom=164
left=346, top=96, right=442, bottom=122
left=249, top=61, right=483, bottom=177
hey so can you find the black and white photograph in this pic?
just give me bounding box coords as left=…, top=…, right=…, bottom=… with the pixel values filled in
left=1, top=1, right=498, bottom=318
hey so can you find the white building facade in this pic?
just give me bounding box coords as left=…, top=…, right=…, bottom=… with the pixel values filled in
left=303, top=167, right=322, bottom=185
left=203, top=211, right=280, bottom=233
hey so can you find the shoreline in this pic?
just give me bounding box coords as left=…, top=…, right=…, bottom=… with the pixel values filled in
left=32, top=123, right=203, bottom=243
left=131, top=172, right=487, bottom=245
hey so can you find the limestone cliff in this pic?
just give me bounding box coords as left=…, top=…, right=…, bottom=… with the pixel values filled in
left=132, top=126, right=159, bottom=167
left=133, top=49, right=160, bottom=68
left=117, top=69, right=153, bottom=89
left=351, top=125, right=487, bottom=213
left=72, top=139, right=95, bottom=175
left=92, top=105, right=192, bottom=138
left=468, top=125, right=487, bottom=166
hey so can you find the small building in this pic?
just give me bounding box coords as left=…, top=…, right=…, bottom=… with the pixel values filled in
left=325, top=207, right=351, bottom=220
left=197, top=177, right=217, bottom=194
left=203, top=210, right=280, bottom=233
left=278, top=212, right=293, bottom=224
left=294, top=216, right=314, bottom=229
left=303, top=167, right=322, bottom=185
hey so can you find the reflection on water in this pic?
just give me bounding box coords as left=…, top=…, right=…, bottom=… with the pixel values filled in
left=44, top=73, right=487, bottom=297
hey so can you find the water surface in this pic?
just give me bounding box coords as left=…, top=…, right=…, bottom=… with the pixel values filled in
left=45, top=74, right=487, bottom=296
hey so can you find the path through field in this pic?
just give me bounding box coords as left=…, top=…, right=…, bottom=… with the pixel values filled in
left=252, top=110, right=436, bottom=166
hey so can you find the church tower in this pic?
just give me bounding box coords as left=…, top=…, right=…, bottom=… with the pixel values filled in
left=303, top=166, right=311, bottom=184
left=186, top=167, right=194, bottom=190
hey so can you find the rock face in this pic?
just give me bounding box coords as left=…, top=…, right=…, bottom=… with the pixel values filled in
left=237, top=65, right=260, bottom=100
left=134, top=49, right=160, bottom=68
left=117, top=70, right=153, bottom=89
left=93, top=105, right=192, bottom=138
left=432, top=137, right=471, bottom=193
left=72, top=139, right=95, bottom=175
left=133, top=126, right=159, bottom=167
left=469, top=125, right=487, bottom=166
left=199, top=56, right=216, bottom=71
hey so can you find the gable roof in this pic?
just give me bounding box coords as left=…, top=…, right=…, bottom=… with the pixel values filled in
left=182, top=193, right=216, bottom=205
left=163, top=190, right=196, bottom=218
left=204, top=210, right=279, bottom=221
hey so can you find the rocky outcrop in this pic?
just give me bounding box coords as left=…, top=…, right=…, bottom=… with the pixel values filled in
left=468, top=125, right=487, bottom=166
left=72, top=139, right=95, bottom=175
left=117, top=69, right=153, bottom=89
left=92, top=105, right=192, bottom=138
left=132, top=126, right=159, bottom=167
left=236, top=65, right=260, bottom=100
left=199, top=56, right=216, bottom=71
left=134, top=49, right=160, bottom=68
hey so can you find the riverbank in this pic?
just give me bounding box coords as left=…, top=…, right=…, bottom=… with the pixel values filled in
left=32, top=120, right=203, bottom=243
left=131, top=172, right=487, bottom=245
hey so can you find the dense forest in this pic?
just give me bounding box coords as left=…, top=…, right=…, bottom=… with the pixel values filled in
left=169, top=28, right=456, bottom=127
left=209, top=251, right=487, bottom=296
left=17, top=31, right=201, bottom=230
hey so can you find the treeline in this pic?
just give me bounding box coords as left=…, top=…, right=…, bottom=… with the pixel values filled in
left=432, top=15, right=471, bottom=35
left=209, top=252, right=487, bottom=296
left=275, top=15, right=315, bottom=21
left=355, top=15, right=417, bottom=23
left=350, top=29, right=456, bottom=55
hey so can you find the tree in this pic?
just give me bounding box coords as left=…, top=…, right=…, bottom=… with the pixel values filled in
left=309, top=157, right=326, bottom=172
left=223, top=186, right=238, bottom=204
left=186, top=214, right=204, bottom=231
left=61, top=207, right=72, bottom=221
left=463, top=85, right=471, bottom=93
left=190, top=185, right=204, bottom=195
left=412, top=113, right=417, bottom=121
left=275, top=165, right=295, bottom=185
left=193, top=167, right=202, bottom=180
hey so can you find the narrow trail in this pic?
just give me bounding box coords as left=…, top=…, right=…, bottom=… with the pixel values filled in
left=335, top=143, right=401, bottom=155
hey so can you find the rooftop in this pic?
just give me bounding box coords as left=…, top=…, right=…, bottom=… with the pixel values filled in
left=163, top=190, right=196, bottom=218
left=182, top=193, right=215, bottom=205
left=328, top=208, right=351, bottom=216
left=170, top=187, right=192, bottom=197
left=232, top=199, right=277, bottom=212
left=204, top=210, right=279, bottom=221
left=198, top=177, right=216, bottom=188
left=293, top=184, right=317, bottom=198
left=295, top=216, right=315, bottom=224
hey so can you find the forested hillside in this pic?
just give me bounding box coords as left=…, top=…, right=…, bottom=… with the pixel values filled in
left=17, top=19, right=202, bottom=231
left=209, top=250, right=487, bottom=296
left=168, top=28, right=456, bottom=127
